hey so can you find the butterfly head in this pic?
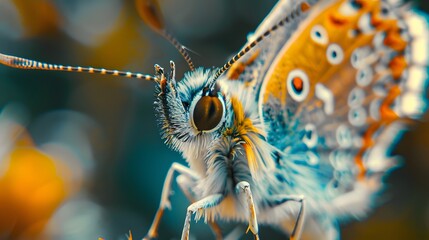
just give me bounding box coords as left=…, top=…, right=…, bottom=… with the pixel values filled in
left=154, top=65, right=229, bottom=151
left=154, top=65, right=274, bottom=178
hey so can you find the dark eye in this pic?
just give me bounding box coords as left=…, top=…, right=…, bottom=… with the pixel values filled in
left=191, top=94, right=225, bottom=132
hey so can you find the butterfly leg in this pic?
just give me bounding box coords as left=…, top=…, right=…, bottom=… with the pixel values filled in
left=235, top=181, right=259, bottom=240
left=267, top=195, right=306, bottom=240
left=144, top=162, right=199, bottom=240
left=176, top=175, right=223, bottom=240
left=181, top=194, right=224, bottom=240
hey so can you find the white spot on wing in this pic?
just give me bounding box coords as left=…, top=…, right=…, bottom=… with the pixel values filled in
left=405, top=13, right=429, bottom=65
left=348, top=87, right=365, bottom=108
left=356, top=67, right=374, bottom=87
left=310, top=25, right=329, bottom=45
left=358, top=13, right=374, bottom=34
left=306, top=151, right=319, bottom=166
left=336, top=125, right=352, bottom=148
left=315, top=83, right=334, bottom=115
left=326, top=44, right=344, bottom=65
left=351, top=47, right=372, bottom=69
left=338, top=1, right=358, bottom=16
left=400, top=92, right=427, bottom=118
left=411, top=36, right=428, bottom=66
left=286, top=69, right=310, bottom=102
left=406, top=13, right=428, bottom=38
left=372, top=32, right=385, bottom=49
left=348, top=107, right=367, bottom=127
left=303, top=124, right=318, bottom=148
left=405, top=66, right=428, bottom=92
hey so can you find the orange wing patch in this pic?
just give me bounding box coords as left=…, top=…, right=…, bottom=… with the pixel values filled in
left=261, top=0, right=413, bottom=181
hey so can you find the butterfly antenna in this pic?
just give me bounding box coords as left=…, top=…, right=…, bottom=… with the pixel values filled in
left=0, top=53, right=157, bottom=81
left=135, top=0, right=195, bottom=71
left=207, top=2, right=311, bottom=88
left=159, top=30, right=196, bottom=71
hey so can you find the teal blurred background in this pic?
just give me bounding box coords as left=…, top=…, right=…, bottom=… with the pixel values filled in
left=0, top=0, right=428, bottom=239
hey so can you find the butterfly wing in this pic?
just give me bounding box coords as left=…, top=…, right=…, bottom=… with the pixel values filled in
left=225, top=0, right=319, bottom=89
left=259, top=0, right=428, bottom=220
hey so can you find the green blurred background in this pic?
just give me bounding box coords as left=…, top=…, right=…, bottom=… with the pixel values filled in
left=0, top=0, right=428, bottom=239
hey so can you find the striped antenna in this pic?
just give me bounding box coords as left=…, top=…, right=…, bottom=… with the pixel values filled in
left=160, top=30, right=195, bottom=71
left=0, top=53, right=157, bottom=81
left=207, top=2, right=311, bottom=88
left=135, top=0, right=195, bottom=71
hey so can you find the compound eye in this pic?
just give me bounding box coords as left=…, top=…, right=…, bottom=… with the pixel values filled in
left=191, top=95, right=225, bottom=132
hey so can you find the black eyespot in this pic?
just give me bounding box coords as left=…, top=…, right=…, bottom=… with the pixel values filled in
left=350, top=0, right=362, bottom=9
left=310, top=25, right=328, bottom=45
left=326, top=44, right=344, bottom=65
left=315, top=31, right=321, bottom=38
left=192, top=95, right=224, bottom=131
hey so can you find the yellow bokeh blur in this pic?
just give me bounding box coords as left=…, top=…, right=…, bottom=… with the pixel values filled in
left=0, top=130, right=68, bottom=239
left=11, top=0, right=61, bottom=37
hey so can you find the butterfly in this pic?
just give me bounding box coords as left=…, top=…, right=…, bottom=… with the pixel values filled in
left=0, top=0, right=428, bottom=239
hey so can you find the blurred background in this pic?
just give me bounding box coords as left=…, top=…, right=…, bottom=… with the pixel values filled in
left=0, top=0, right=428, bottom=239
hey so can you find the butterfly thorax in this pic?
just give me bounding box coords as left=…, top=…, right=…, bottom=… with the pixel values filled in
left=154, top=68, right=306, bottom=219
